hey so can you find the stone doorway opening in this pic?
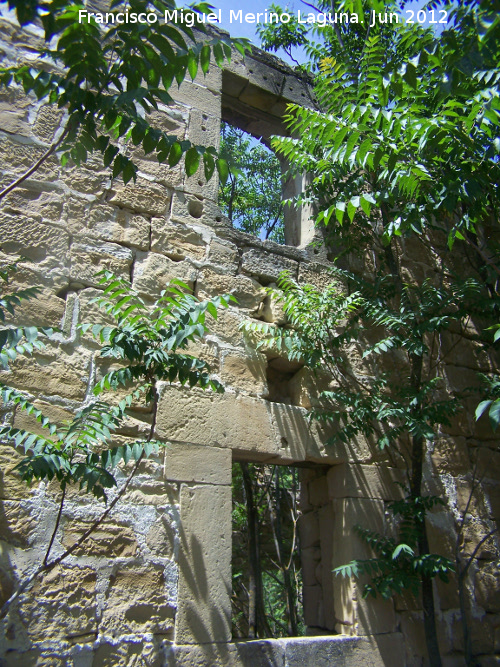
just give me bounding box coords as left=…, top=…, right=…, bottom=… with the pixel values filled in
left=231, top=460, right=305, bottom=639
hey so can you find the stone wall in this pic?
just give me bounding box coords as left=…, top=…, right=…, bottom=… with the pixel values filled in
left=0, top=6, right=499, bottom=667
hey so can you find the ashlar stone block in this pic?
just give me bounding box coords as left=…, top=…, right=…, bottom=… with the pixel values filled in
left=240, top=247, right=298, bottom=283
left=327, top=463, right=405, bottom=501
left=101, top=565, right=175, bottom=636
left=150, top=217, right=207, bottom=261
left=164, top=442, right=231, bottom=485
left=156, top=386, right=277, bottom=456
left=176, top=483, right=232, bottom=644
left=132, top=251, right=198, bottom=299
left=195, top=269, right=264, bottom=311
left=20, top=565, right=97, bottom=642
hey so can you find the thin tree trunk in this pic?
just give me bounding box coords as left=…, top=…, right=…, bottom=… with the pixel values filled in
left=268, top=467, right=298, bottom=635
left=240, top=462, right=268, bottom=638
left=1, top=385, right=159, bottom=619
left=409, top=352, right=442, bottom=667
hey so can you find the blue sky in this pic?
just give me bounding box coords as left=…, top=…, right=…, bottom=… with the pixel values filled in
left=211, top=0, right=450, bottom=62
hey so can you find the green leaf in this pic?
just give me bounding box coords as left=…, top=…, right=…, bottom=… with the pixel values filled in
left=187, top=54, right=198, bottom=80
left=185, top=147, right=200, bottom=177
left=488, top=400, right=500, bottom=431
left=200, top=44, right=211, bottom=75
left=476, top=399, right=493, bottom=421
left=216, top=158, right=229, bottom=185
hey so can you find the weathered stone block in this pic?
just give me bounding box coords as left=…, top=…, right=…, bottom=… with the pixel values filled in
left=255, top=289, right=287, bottom=325
left=187, top=108, right=221, bottom=151
left=356, top=594, right=397, bottom=636
left=475, top=562, right=500, bottom=612
left=207, top=239, right=239, bottom=271
left=33, top=104, right=64, bottom=142
left=21, top=565, right=97, bottom=642
left=3, top=649, right=68, bottom=667
left=0, top=346, right=91, bottom=401
left=69, top=240, right=133, bottom=286
left=202, top=307, right=245, bottom=346
left=132, top=251, right=198, bottom=299
left=108, top=178, right=171, bottom=217
left=170, top=190, right=226, bottom=230
left=165, top=442, right=231, bottom=485
left=151, top=217, right=207, bottom=260
left=64, top=165, right=108, bottom=194
left=318, top=503, right=336, bottom=630
left=146, top=513, right=177, bottom=558
left=301, top=546, right=321, bottom=586
left=284, top=634, right=406, bottom=667
left=220, top=349, right=267, bottom=395
left=157, top=386, right=277, bottom=455
left=267, top=402, right=330, bottom=463
left=4, top=287, right=65, bottom=329
left=101, top=565, right=175, bottom=635
left=0, top=87, right=32, bottom=136
left=93, top=639, right=165, bottom=667
left=176, top=484, right=231, bottom=644
left=124, top=480, right=178, bottom=506
left=12, top=400, right=71, bottom=437
left=0, top=500, right=37, bottom=548
left=426, top=511, right=457, bottom=561
left=196, top=269, right=264, bottom=310
left=400, top=610, right=427, bottom=665
left=86, top=204, right=150, bottom=251
left=327, top=464, right=405, bottom=501
left=2, top=187, right=63, bottom=222
left=165, top=640, right=282, bottom=667
left=302, top=584, right=324, bottom=628
left=331, top=497, right=385, bottom=573
left=0, top=445, right=35, bottom=500
left=0, top=212, right=70, bottom=267
left=0, top=134, right=59, bottom=179
left=174, top=79, right=221, bottom=115
left=62, top=520, right=138, bottom=558
left=240, top=247, right=298, bottom=283
left=309, top=476, right=330, bottom=507
left=431, top=435, right=471, bottom=476
left=299, top=512, right=320, bottom=549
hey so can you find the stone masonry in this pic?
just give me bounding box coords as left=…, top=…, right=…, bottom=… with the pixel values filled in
left=0, top=5, right=499, bottom=666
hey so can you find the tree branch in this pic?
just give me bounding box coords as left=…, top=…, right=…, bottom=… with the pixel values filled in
left=0, top=385, right=159, bottom=620
left=0, top=125, right=70, bottom=202
left=43, top=483, right=66, bottom=566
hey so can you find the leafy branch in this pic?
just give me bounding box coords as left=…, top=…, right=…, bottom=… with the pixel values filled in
left=0, top=266, right=234, bottom=617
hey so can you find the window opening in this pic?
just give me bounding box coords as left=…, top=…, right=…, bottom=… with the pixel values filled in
left=232, top=461, right=305, bottom=639
left=219, top=121, right=285, bottom=244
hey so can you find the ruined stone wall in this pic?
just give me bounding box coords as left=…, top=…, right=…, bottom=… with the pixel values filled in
left=0, top=6, right=499, bottom=667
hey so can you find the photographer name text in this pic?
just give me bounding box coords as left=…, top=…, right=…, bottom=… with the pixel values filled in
left=78, top=8, right=448, bottom=28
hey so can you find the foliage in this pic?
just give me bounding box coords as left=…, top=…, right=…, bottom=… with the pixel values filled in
left=0, top=265, right=232, bottom=615
left=243, top=270, right=482, bottom=450
left=334, top=494, right=453, bottom=599
left=219, top=122, right=285, bottom=243
left=1, top=270, right=231, bottom=500
left=0, top=0, right=247, bottom=188
left=266, top=0, right=500, bottom=260
left=475, top=372, right=500, bottom=431
left=0, top=261, right=53, bottom=369
left=254, top=1, right=499, bottom=660
left=231, top=462, right=304, bottom=638
left=256, top=3, right=308, bottom=66
left=242, top=264, right=487, bottom=661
